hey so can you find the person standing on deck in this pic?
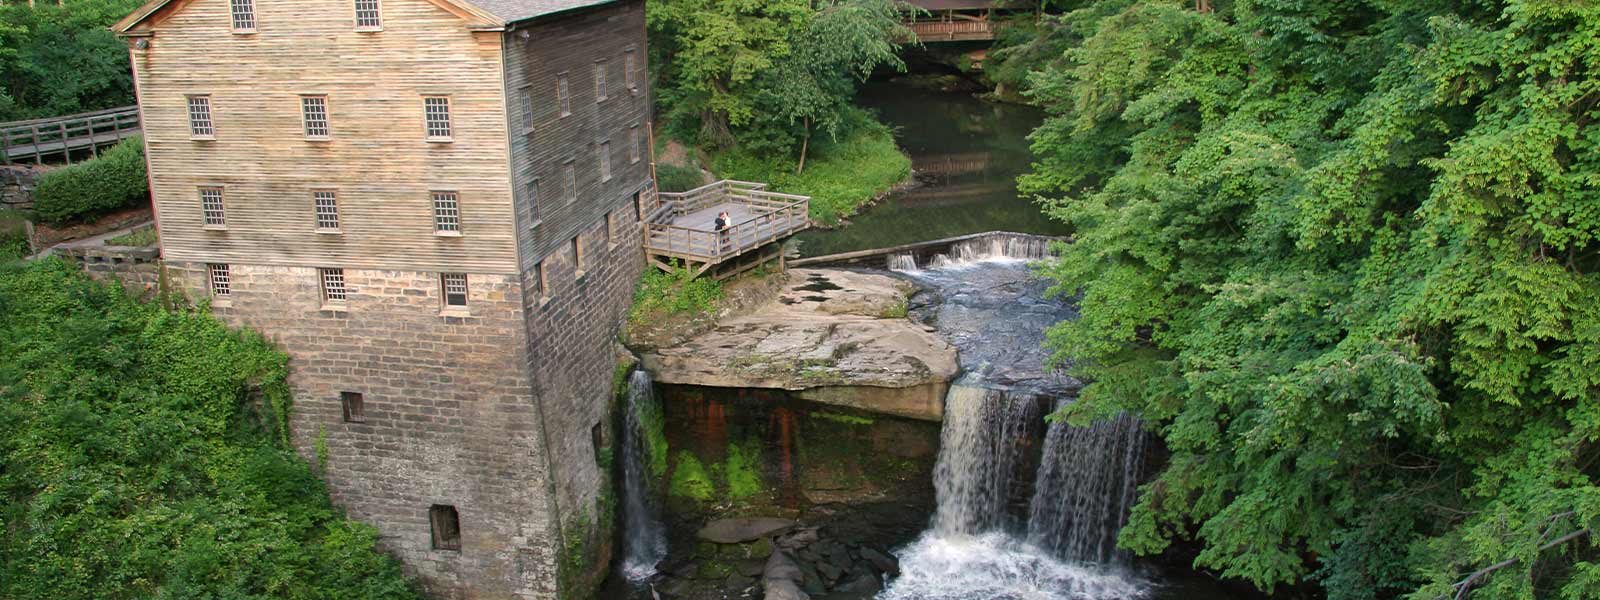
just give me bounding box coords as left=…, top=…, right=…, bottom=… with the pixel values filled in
left=714, top=211, right=731, bottom=254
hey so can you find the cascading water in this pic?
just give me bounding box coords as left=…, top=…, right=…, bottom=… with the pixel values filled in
left=1027, top=405, right=1147, bottom=565
left=619, top=370, right=667, bottom=581
left=878, top=244, right=1152, bottom=600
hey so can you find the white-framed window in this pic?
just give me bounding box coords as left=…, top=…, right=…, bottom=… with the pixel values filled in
left=320, top=268, right=347, bottom=304
left=187, top=95, right=214, bottom=139
left=563, top=161, right=577, bottom=204
left=594, top=61, right=608, bottom=102
left=519, top=86, right=535, bottom=133
left=625, top=50, right=637, bottom=92
left=423, top=96, right=452, bottom=141
left=314, top=190, right=339, bottom=231
left=525, top=179, right=540, bottom=226
left=200, top=187, right=226, bottom=228
left=208, top=263, right=231, bottom=296
left=572, top=236, right=585, bottom=277
left=440, top=272, right=468, bottom=308
left=354, top=0, right=381, bottom=30
left=230, top=0, right=256, bottom=32
left=432, top=191, right=460, bottom=234
left=301, top=95, right=330, bottom=139
left=629, top=126, right=641, bottom=164
left=599, top=140, right=612, bottom=182
left=557, top=74, right=571, bottom=117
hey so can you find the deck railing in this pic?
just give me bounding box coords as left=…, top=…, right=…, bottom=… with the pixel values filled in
left=907, top=18, right=995, bottom=41
left=1, top=106, right=142, bottom=164
left=645, top=180, right=811, bottom=268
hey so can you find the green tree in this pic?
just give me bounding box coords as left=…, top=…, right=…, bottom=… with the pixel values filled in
left=1022, top=1, right=1600, bottom=598
left=0, top=0, right=144, bottom=121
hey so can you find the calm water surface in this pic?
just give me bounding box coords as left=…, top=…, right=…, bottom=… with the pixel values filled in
left=794, top=81, right=1071, bottom=257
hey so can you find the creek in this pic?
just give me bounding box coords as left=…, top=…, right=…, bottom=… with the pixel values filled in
left=606, top=83, right=1244, bottom=600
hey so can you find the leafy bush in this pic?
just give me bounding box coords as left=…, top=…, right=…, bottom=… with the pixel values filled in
left=655, top=162, right=705, bottom=193
left=32, top=135, right=148, bottom=225
left=713, top=110, right=909, bottom=226
left=628, top=264, right=724, bottom=325
left=105, top=225, right=157, bottom=247
left=0, top=259, right=421, bottom=600
left=0, top=210, right=28, bottom=261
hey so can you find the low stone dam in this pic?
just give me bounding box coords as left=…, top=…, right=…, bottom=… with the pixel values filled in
left=611, top=233, right=1241, bottom=600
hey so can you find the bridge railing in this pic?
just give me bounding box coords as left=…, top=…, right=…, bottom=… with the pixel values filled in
left=1, top=106, right=142, bottom=165
left=646, top=180, right=811, bottom=273
left=908, top=19, right=994, bottom=41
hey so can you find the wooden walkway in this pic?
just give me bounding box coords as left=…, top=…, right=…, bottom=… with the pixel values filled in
left=1, top=106, right=141, bottom=164
left=644, top=180, right=810, bottom=277
left=908, top=19, right=995, bottom=42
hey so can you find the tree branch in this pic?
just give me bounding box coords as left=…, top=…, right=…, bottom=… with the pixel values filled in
left=1444, top=528, right=1590, bottom=600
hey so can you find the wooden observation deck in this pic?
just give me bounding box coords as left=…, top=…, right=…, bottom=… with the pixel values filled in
left=642, top=180, right=811, bottom=278
left=904, top=0, right=1000, bottom=42
left=1, top=106, right=142, bottom=164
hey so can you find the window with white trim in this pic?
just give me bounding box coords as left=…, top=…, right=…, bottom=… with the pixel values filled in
left=519, top=86, right=534, bottom=133
left=320, top=268, right=347, bottom=303
left=301, top=95, right=330, bottom=139
left=629, top=126, right=641, bottom=164
left=354, top=0, right=381, bottom=29
left=230, top=0, right=256, bottom=32
left=594, top=61, right=608, bottom=103
left=432, top=191, right=460, bottom=233
left=187, top=96, right=214, bottom=139
left=563, top=162, right=577, bottom=204
left=625, top=49, right=637, bottom=92
left=557, top=74, right=571, bottom=117
left=440, top=272, right=468, bottom=308
left=209, top=263, right=231, bottom=296
left=599, top=140, right=612, bottom=182
left=423, top=96, right=452, bottom=140
left=200, top=187, right=226, bottom=227
left=314, top=190, right=339, bottom=231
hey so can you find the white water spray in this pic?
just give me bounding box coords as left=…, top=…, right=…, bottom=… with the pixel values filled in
left=619, top=370, right=667, bottom=580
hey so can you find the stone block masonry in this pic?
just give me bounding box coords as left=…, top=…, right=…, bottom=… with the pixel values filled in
left=165, top=261, right=563, bottom=600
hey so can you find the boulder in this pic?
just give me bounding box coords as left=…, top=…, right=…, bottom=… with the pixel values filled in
left=763, top=551, right=804, bottom=583
left=763, top=578, right=809, bottom=600
left=698, top=517, right=797, bottom=544
left=638, top=269, right=957, bottom=422
left=859, top=547, right=899, bottom=576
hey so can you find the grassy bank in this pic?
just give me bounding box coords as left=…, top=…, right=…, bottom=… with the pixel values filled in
left=708, top=112, right=910, bottom=227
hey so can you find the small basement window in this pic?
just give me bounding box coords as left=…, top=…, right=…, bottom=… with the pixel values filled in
left=341, top=391, right=364, bottom=422
left=536, top=260, right=550, bottom=303
left=208, top=263, right=231, bottom=296
left=440, top=272, right=468, bottom=308
left=430, top=505, right=461, bottom=551
left=572, top=236, right=585, bottom=277
left=320, top=268, right=347, bottom=304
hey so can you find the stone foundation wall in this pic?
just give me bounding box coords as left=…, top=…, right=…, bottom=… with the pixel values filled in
left=518, top=188, right=646, bottom=595
left=0, top=164, right=49, bottom=212
left=164, top=262, right=561, bottom=600
left=52, top=245, right=163, bottom=298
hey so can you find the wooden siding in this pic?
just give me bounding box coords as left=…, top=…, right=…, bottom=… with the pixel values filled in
left=501, top=0, right=650, bottom=271
left=129, top=0, right=518, bottom=274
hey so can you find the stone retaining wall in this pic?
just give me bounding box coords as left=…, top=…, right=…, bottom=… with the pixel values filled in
left=52, top=245, right=163, bottom=298
left=0, top=164, right=49, bottom=212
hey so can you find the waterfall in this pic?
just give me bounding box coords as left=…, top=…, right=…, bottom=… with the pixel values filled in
left=619, top=370, right=667, bottom=580
left=887, top=253, right=919, bottom=272
left=908, top=234, right=1058, bottom=271
left=1026, top=404, right=1146, bottom=565
left=931, top=382, right=1041, bottom=535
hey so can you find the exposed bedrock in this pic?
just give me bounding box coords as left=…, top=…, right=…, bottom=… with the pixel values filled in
left=638, top=269, right=957, bottom=421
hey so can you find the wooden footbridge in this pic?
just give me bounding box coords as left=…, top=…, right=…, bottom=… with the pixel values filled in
left=1, top=106, right=142, bottom=164
left=904, top=0, right=1003, bottom=42
left=642, top=180, right=811, bottom=278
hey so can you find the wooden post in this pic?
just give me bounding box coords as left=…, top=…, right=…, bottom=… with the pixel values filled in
left=59, top=122, right=70, bottom=164
left=1, top=128, right=10, bottom=165
left=30, top=125, right=41, bottom=164
left=88, top=116, right=99, bottom=159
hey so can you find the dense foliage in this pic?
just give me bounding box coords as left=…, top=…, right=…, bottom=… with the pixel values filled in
left=0, top=259, right=419, bottom=599
left=1021, top=1, right=1600, bottom=598
left=31, top=135, right=148, bottom=225
left=0, top=0, right=143, bottom=121
left=648, top=0, right=912, bottom=161
left=713, top=108, right=909, bottom=225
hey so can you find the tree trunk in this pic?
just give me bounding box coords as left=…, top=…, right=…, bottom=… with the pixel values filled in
left=796, top=118, right=811, bottom=174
